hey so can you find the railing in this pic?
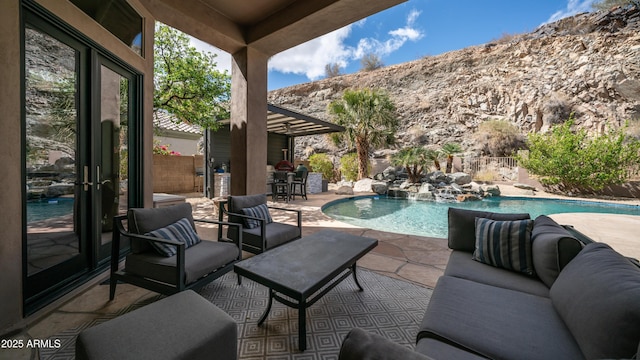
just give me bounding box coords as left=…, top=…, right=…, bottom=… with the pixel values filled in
left=463, top=157, right=519, bottom=181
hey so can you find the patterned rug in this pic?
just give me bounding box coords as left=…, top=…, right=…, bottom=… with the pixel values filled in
left=41, top=270, right=432, bottom=360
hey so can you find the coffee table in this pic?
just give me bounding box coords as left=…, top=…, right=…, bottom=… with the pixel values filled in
left=233, top=229, right=378, bottom=351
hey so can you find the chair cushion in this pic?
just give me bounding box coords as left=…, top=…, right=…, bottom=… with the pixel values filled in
left=550, top=242, right=640, bottom=359
left=445, top=251, right=550, bottom=297
left=473, top=217, right=535, bottom=276
left=242, top=222, right=300, bottom=252
left=418, top=276, right=583, bottom=360
left=146, top=218, right=201, bottom=257
left=228, top=194, right=267, bottom=225
left=531, top=215, right=584, bottom=287
left=125, top=240, right=240, bottom=284
left=128, top=203, right=195, bottom=253
left=241, top=203, right=273, bottom=229
left=448, top=208, right=530, bottom=252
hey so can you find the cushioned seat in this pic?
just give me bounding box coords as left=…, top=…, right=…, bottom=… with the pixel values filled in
left=76, top=290, right=237, bottom=360
left=223, top=194, right=301, bottom=254
left=417, top=276, right=583, bottom=360
left=125, top=240, right=240, bottom=285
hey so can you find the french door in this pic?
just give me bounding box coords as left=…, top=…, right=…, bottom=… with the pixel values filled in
left=23, top=10, right=140, bottom=313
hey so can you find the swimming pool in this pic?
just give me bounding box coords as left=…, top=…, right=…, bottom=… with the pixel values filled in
left=322, top=195, right=640, bottom=238
left=27, top=198, right=74, bottom=223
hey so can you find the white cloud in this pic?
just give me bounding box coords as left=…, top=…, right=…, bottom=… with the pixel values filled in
left=268, top=9, right=424, bottom=81
left=545, top=0, right=596, bottom=24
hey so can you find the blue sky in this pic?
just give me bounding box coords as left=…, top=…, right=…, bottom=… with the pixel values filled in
left=190, top=0, right=597, bottom=90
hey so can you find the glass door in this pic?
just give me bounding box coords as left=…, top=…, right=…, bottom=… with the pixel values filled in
left=23, top=12, right=141, bottom=312
left=24, top=23, right=90, bottom=304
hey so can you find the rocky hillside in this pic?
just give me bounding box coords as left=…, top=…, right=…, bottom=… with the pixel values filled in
left=268, top=6, right=640, bottom=159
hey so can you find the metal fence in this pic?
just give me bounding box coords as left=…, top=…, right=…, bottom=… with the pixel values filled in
left=463, top=157, right=519, bottom=181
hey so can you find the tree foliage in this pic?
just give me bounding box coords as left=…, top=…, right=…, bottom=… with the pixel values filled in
left=592, top=0, right=640, bottom=10
left=340, top=153, right=366, bottom=182
left=474, top=119, right=526, bottom=156
left=325, top=63, right=342, bottom=78
left=360, top=53, right=384, bottom=72
left=328, top=88, right=398, bottom=180
left=309, top=153, right=334, bottom=181
left=390, top=147, right=431, bottom=183
left=516, top=118, right=640, bottom=192
left=154, top=24, right=231, bottom=129
left=441, top=142, right=463, bottom=174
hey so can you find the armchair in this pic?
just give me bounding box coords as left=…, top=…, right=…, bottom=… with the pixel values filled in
left=109, top=203, right=242, bottom=300
left=221, top=194, right=301, bottom=254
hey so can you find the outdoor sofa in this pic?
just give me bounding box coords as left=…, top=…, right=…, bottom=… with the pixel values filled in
left=339, top=208, right=640, bottom=359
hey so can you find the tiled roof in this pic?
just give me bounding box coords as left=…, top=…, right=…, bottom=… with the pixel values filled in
left=153, top=110, right=202, bottom=135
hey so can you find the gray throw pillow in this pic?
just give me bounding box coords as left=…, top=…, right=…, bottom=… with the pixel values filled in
left=550, top=242, right=640, bottom=359
left=531, top=215, right=584, bottom=287
left=241, top=203, right=273, bottom=229
left=473, top=217, right=535, bottom=276
left=448, top=208, right=531, bottom=252
left=146, top=217, right=201, bottom=257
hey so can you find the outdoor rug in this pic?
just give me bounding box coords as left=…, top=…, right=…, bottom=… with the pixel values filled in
left=41, top=270, right=432, bottom=360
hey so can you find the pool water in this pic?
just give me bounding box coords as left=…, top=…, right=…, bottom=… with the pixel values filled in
left=322, top=196, right=640, bottom=238
left=27, top=198, right=74, bottom=223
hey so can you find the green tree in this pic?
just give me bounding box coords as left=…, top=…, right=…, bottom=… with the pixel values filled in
left=340, top=153, right=365, bottom=182
left=516, top=118, right=640, bottom=192
left=360, top=53, right=384, bottom=71
left=328, top=88, right=398, bottom=180
left=441, top=143, right=463, bottom=174
left=391, top=147, right=431, bottom=183
left=154, top=24, right=231, bottom=129
left=309, top=153, right=334, bottom=180
left=592, top=0, right=639, bottom=10
left=426, top=148, right=442, bottom=171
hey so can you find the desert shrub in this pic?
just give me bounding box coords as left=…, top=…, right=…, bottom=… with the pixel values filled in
left=360, top=53, right=384, bottom=71
left=474, top=119, right=526, bottom=156
left=309, top=153, right=334, bottom=180
left=473, top=169, right=498, bottom=183
left=324, top=63, right=341, bottom=78
left=340, top=153, right=369, bottom=181
left=544, top=97, right=572, bottom=126
left=516, top=118, right=640, bottom=192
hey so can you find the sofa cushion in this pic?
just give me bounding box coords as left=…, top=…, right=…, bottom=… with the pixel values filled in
left=448, top=208, right=530, bottom=252
left=146, top=218, right=201, bottom=257
left=241, top=203, right=273, bottom=229
left=125, top=240, right=240, bottom=284
left=339, top=328, right=433, bottom=360
left=550, top=242, right=640, bottom=359
left=415, top=337, right=487, bottom=360
left=128, top=203, right=195, bottom=253
left=473, top=217, right=535, bottom=276
left=445, top=251, right=550, bottom=297
left=418, top=276, right=583, bottom=360
left=242, top=222, right=300, bottom=251
left=531, top=215, right=584, bottom=287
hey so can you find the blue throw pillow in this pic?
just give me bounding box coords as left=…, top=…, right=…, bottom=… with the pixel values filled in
left=146, top=217, right=201, bottom=257
left=241, top=203, right=273, bottom=229
left=473, top=217, right=535, bottom=276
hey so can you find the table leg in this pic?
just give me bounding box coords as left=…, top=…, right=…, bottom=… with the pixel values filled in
left=258, top=289, right=274, bottom=326
left=352, top=264, right=364, bottom=292
left=298, top=300, right=307, bottom=351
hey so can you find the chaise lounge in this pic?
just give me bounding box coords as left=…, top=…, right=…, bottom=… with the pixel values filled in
left=339, top=208, right=640, bottom=359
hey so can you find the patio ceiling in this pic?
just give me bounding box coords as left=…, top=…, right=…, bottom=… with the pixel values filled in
left=219, top=104, right=345, bottom=136
left=140, top=0, right=407, bottom=55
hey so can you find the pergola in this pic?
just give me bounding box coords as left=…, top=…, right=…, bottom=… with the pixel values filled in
left=143, top=0, right=406, bottom=195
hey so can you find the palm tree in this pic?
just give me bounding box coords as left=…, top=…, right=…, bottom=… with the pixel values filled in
left=426, top=149, right=442, bottom=171
left=328, top=88, right=398, bottom=180
left=390, top=147, right=430, bottom=183
left=441, top=143, right=463, bottom=173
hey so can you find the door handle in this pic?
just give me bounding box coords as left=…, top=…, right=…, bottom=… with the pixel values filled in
left=96, top=166, right=111, bottom=190
left=82, top=166, right=93, bottom=191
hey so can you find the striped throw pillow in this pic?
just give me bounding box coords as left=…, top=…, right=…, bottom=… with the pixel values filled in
left=146, top=217, right=201, bottom=257
left=473, top=217, right=535, bottom=276
left=241, top=203, right=273, bottom=229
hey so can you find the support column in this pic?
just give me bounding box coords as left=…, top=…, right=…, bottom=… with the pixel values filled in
left=230, top=47, right=269, bottom=195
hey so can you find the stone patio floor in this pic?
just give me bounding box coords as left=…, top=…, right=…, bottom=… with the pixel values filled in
left=4, top=185, right=640, bottom=359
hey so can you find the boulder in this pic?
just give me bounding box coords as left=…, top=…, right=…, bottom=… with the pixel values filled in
left=429, top=171, right=448, bottom=183
left=387, top=188, right=409, bottom=198
left=457, top=194, right=482, bottom=202
left=482, top=184, right=501, bottom=196
left=419, top=183, right=434, bottom=193
left=371, top=181, right=389, bottom=195
left=448, top=172, right=472, bottom=185
left=335, top=186, right=354, bottom=195
left=514, top=183, right=537, bottom=191
left=382, top=166, right=397, bottom=181
left=414, top=192, right=434, bottom=201
left=353, top=178, right=374, bottom=192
